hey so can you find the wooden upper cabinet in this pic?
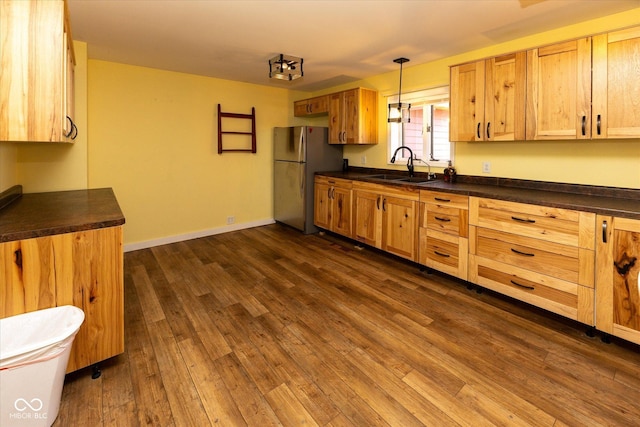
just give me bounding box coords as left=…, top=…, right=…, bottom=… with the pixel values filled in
left=485, top=53, right=526, bottom=141
left=450, top=61, right=485, bottom=142
left=0, top=0, right=77, bottom=143
left=450, top=52, right=525, bottom=142
left=328, top=88, right=377, bottom=145
left=294, top=95, right=328, bottom=117
left=525, top=38, right=592, bottom=140
left=592, top=26, right=640, bottom=139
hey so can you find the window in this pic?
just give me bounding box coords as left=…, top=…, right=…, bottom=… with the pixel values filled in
left=387, top=86, right=452, bottom=168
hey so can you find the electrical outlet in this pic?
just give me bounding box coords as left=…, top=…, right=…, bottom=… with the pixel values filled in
left=361, top=155, right=367, bottom=165
left=482, top=161, right=491, bottom=174
left=227, top=216, right=235, bottom=225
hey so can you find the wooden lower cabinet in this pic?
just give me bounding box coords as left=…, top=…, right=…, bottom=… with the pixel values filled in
left=313, top=176, right=352, bottom=238
left=596, top=215, right=640, bottom=344
left=353, top=182, right=418, bottom=261
left=469, top=197, right=596, bottom=324
left=418, top=190, right=469, bottom=280
left=0, top=226, right=124, bottom=373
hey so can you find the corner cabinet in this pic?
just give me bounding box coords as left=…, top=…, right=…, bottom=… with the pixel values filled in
left=469, top=197, right=596, bottom=324
left=314, top=176, right=353, bottom=238
left=353, top=181, right=419, bottom=261
left=418, top=190, right=469, bottom=280
left=0, top=226, right=124, bottom=373
left=0, top=0, right=77, bottom=143
left=592, top=26, right=640, bottom=139
left=450, top=52, right=526, bottom=142
left=328, top=88, right=378, bottom=145
left=596, top=215, right=640, bottom=345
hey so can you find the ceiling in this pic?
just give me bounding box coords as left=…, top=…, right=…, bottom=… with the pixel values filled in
left=67, top=0, right=640, bottom=92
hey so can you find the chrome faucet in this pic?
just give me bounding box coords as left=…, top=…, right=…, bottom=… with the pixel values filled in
left=390, top=146, right=414, bottom=177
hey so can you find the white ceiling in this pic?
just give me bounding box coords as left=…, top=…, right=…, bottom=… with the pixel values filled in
left=67, top=0, right=640, bottom=92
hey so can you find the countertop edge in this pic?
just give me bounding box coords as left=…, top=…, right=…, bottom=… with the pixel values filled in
left=318, top=170, right=640, bottom=221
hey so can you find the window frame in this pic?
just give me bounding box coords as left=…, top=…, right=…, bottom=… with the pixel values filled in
left=387, top=86, right=453, bottom=169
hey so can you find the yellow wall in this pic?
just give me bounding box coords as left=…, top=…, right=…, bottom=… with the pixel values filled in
left=87, top=61, right=301, bottom=247
left=326, top=8, right=640, bottom=189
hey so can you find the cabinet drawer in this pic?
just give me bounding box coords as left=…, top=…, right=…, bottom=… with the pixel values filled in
left=475, top=227, right=580, bottom=283
left=471, top=256, right=594, bottom=323
left=421, top=204, right=468, bottom=237
left=316, top=175, right=352, bottom=188
left=470, top=197, right=595, bottom=248
left=419, top=228, right=468, bottom=280
left=420, top=230, right=459, bottom=269
left=420, top=190, right=468, bottom=210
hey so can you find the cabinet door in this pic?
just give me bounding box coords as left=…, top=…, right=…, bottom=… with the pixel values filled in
left=342, top=89, right=359, bottom=144
left=484, top=53, right=526, bottom=141
left=332, top=186, right=352, bottom=237
left=450, top=61, right=485, bottom=142
left=0, top=0, right=70, bottom=142
left=596, top=216, right=640, bottom=345
left=354, top=190, right=381, bottom=247
left=328, top=92, right=345, bottom=144
left=382, top=196, right=418, bottom=261
left=592, top=26, right=640, bottom=139
left=61, top=227, right=124, bottom=373
left=294, top=100, right=309, bottom=117
left=0, top=234, right=70, bottom=317
left=526, top=38, right=592, bottom=140
left=313, top=180, right=331, bottom=230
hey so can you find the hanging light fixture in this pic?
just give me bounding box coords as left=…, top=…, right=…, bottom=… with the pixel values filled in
left=388, top=57, right=410, bottom=123
left=269, top=54, right=304, bottom=81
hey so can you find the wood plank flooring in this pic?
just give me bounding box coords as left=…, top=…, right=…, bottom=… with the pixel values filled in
left=54, top=224, right=640, bottom=426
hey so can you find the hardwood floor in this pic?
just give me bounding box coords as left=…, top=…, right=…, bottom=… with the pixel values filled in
left=54, top=224, right=640, bottom=426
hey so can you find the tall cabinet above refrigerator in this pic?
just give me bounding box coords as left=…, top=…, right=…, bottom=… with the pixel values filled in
left=273, top=126, right=343, bottom=234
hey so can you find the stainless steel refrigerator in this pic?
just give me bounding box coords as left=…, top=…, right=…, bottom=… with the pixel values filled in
left=274, top=126, right=343, bottom=234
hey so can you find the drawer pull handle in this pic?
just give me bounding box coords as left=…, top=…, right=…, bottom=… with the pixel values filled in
left=435, top=216, right=451, bottom=222
left=14, top=249, right=23, bottom=269
left=434, top=197, right=451, bottom=202
left=511, top=248, right=535, bottom=257
left=510, top=279, right=535, bottom=290
left=434, top=251, right=450, bottom=258
left=511, top=216, right=535, bottom=224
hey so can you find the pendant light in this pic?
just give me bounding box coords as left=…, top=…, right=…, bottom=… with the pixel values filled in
left=388, top=57, right=410, bottom=123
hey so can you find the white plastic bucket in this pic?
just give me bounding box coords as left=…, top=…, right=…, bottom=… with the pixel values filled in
left=0, top=306, right=85, bottom=427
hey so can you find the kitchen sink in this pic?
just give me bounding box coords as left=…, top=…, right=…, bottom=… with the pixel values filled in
left=362, top=174, right=406, bottom=181
left=396, top=177, right=437, bottom=183
left=363, top=174, right=437, bottom=184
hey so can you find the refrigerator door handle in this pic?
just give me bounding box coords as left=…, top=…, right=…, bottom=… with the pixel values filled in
left=298, top=130, right=305, bottom=163
left=299, top=166, right=305, bottom=198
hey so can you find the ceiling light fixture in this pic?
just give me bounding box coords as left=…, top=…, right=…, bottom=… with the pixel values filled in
left=269, top=54, right=303, bottom=81
left=388, top=57, right=410, bottom=123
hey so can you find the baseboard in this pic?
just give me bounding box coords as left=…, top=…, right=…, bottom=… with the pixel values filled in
left=124, top=218, right=276, bottom=252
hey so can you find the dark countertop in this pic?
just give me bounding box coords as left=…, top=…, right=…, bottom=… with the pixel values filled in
left=319, top=168, right=640, bottom=220
left=0, top=187, right=126, bottom=243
